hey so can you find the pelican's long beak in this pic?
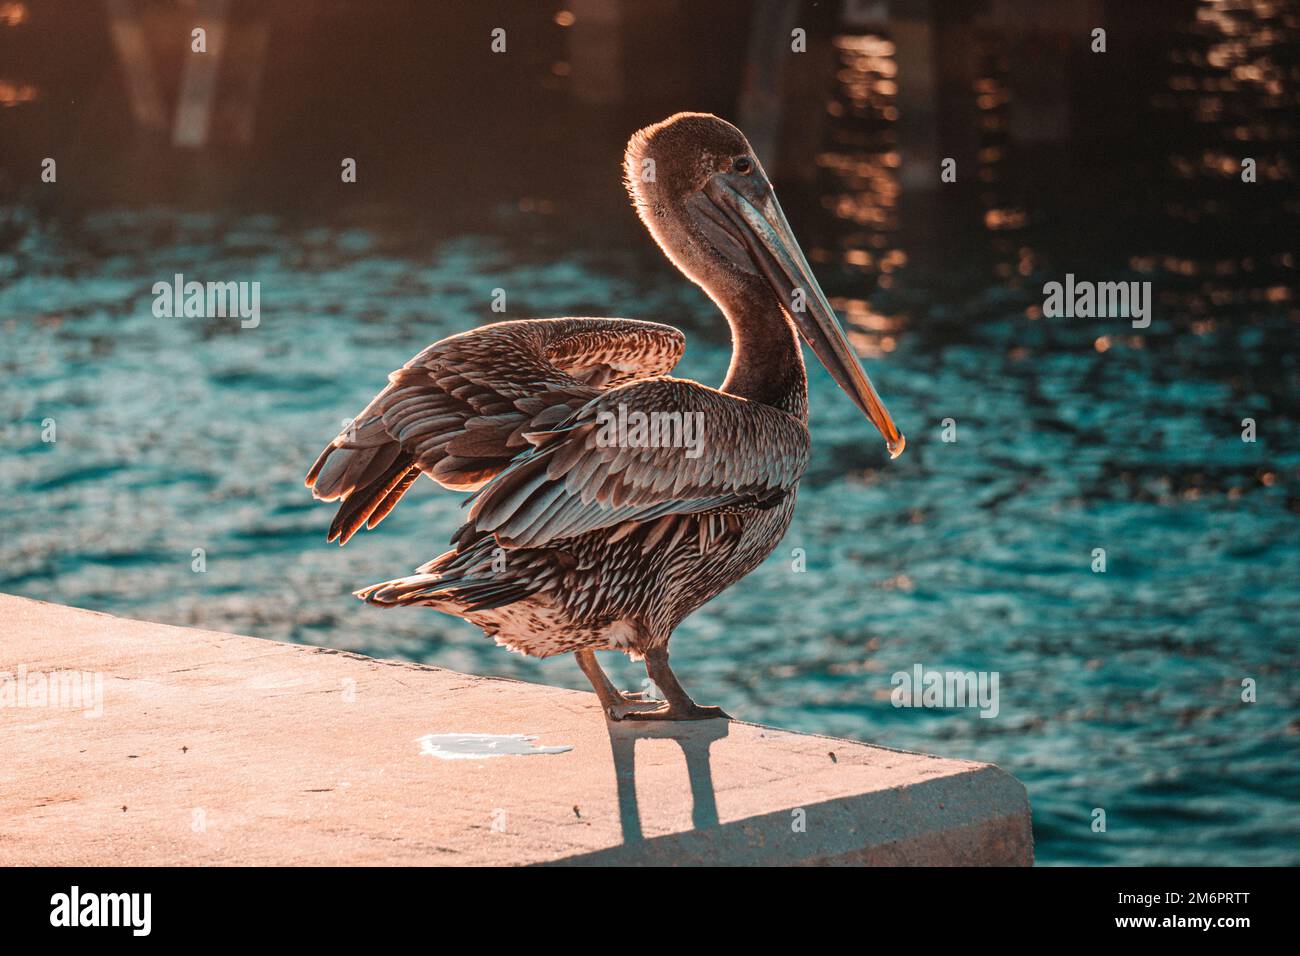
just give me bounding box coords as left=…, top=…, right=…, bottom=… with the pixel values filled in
left=705, top=176, right=905, bottom=458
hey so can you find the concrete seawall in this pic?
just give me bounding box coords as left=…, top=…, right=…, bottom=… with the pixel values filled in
left=0, top=594, right=1033, bottom=865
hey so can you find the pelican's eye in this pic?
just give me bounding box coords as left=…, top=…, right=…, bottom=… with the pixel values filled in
left=732, top=156, right=753, bottom=175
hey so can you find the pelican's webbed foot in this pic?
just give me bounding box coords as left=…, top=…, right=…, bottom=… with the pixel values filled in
left=618, top=645, right=732, bottom=721
left=575, top=646, right=731, bottom=722
left=617, top=701, right=731, bottom=721
left=574, top=649, right=664, bottom=720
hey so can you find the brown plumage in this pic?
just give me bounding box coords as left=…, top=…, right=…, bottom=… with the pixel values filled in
left=307, top=113, right=904, bottom=720
left=305, top=318, right=683, bottom=543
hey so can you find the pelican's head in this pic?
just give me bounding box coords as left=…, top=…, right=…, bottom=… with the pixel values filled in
left=624, top=112, right=904, bottom=458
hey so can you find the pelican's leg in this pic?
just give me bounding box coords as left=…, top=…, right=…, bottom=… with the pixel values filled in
left=620, top=646, right=731, bottom=721
left=574, top=649, right=662, bottom=720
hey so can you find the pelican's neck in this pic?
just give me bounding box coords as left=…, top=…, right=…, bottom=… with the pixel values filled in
left=713, top=275, right=808, bottom=420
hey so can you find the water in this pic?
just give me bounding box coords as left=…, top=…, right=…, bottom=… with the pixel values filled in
left=2, top=203, right=1295, bottom=865
left=2, top=1, right=1298, bottom=865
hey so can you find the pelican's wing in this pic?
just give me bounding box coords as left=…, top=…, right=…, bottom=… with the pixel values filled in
left=306, top=318, right=685, bottom=543
left=460, top=377, right=810, bottom=549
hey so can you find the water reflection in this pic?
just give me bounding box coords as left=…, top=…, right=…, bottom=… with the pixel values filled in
left=816, top=33, right=903, bottom=286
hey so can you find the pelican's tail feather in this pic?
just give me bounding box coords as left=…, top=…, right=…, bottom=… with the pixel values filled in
left=355, top=543, right=541, bottom=613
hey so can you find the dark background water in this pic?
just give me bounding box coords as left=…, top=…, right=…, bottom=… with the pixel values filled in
left=1, top=0, right=1298, bottom=865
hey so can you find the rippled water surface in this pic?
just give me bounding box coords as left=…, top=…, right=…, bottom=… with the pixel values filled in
left=2, top=205, right=1296, bottom=866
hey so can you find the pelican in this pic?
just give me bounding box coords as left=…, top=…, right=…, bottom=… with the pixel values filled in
left=306, top=113, right=904, bottom=721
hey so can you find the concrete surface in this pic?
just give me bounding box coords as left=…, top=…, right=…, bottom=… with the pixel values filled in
left=0, top=594, right=1033, bottom=866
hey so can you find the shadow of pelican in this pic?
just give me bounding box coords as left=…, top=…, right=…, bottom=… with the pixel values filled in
left=604, top=717, right=731, bottom=843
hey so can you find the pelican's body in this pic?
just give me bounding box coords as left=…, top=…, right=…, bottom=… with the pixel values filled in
left=307, top=114, right=903, bottom=720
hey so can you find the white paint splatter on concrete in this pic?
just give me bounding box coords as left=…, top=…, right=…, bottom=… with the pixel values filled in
left=416, top=733, right=573, bottom=760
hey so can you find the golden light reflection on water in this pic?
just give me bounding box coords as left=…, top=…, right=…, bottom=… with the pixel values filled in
left=1151, top=0, right=1298, bottom=318
left=1, top=3, right=34, bottom=107
left=817, top=32, right=903, bottom=284
left=0, top=79, right=37, bottom=107
left=833, top=296, right=903, bottom=358
left=1159, top=1, right=1299, bottom=174
left=0, top=2, right=27, bottom=27
left=972, top=42, right=1031, bottom=268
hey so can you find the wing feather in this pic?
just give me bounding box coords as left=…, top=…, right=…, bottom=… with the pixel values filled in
left=306, top=317, right=684, bottom=543
left=462, top=378, right=810, bottom=548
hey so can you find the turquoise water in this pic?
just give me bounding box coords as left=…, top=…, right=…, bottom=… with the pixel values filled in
left=1, top=207, right=1296, bottom=865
